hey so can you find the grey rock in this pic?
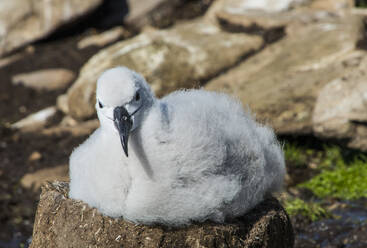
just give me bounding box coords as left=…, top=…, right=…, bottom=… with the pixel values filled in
left=205, top=0, right=311, bottom=23
left=56, top=94, right=69, bottom=114
left=205, top=12, right=364, bottom=135
left=11, top=106, right=57, bottom=132
left=12, top=69, right=75, bottom=91
left=0, top=0, right=103, bottom=57
left=30, top=181, right=294, bottom=248
left=0, top=52, right=23, bottom=69
left=77, top=27, right=128, bottom=50
left=313, top=53, right=367, bottom=151
left=125, top=0, right=181, bottom=29
left=310, top=0, right=355, bottom=12
left=41, top=119, right=99, bottom=137
left=66, top=19, right=263, bottom=119
left=20, top=165, right=68, bottom=192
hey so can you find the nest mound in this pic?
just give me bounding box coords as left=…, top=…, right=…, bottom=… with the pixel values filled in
left=30, top=181, right=294, bottom=248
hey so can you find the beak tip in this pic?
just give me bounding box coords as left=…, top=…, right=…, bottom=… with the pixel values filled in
left=120, top=136, right=129, bottom=157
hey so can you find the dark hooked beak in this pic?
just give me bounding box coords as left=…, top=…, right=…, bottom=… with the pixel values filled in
left=113, top=106, right=133, bottom=157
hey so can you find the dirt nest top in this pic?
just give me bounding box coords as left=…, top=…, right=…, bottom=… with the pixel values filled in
left=30, top=181, right=294, bottom=248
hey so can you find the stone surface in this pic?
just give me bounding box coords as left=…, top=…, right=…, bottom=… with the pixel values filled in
left=205, top=0, right=311, bottom=23
left=30, top=181, right=294, bottom=248
left=56, top=94, right=69, bottom=114
left=313, top=54, right=367, bottom=151
left=66, top=19, right=263, bottom=119
left=12, top=69, right=75, bottom=91
left=215, top=9, right=290, bottom=31
left=125, top=0, right=181, bottom=29
left=0, top=0, right=102, bottom=57
left=0, top=52, right=23, bottom=69
left=310, top=0, right=355, bottom=12
left=205, top=0, right=356, bottom=31
left=20, top=165, right=68, bottom=192
left=11, top=106, right=57, bottom=132
left=77, top=27, right=128, bottom=50
left=41, top=119, right=99, bottom=137
left=205, top=12, right=365, bottom=135
left=208, top=0, right=310, bottom=15
left=213, top=7, right=347, bottom=32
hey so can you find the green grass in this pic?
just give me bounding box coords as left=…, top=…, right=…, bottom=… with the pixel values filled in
left=283, top=141, right=367, bottom=221
left=284, top=141, right=347, bottom=169
left=300, top=157, right=367, bottom=200
left=284, top=143, right=308, bottom=167
left=316, top=145, right=347, bottom=169
left=289, top=143, right=367, bottom=200
left=284, top=198, right=331, bottom=221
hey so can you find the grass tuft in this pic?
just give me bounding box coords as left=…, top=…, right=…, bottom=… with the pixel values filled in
left=300, top=156, right=367, bottom=200
left=284, top=198, right=331, bottom=221
left=284, top=143, right=308, bottom=167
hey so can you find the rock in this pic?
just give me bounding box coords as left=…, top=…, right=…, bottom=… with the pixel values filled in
left=12, top=69, right=75, bottom=91
left=41, top=119, right=99, bottom=137
left=313, top=54, right=367, bottom=151
left=20, top=166, right=68, bottom=192
left=0, top=0, right=103, bottom=57
left=59, top=115, right=78, bottom=127
left=212, top=0, right=311, bottom=14
left=11, top=106, right=57, bottom=132
left=77, top=27, right=128, bottom=50
left=215, top=9, right=290, bottom=31
left=30, top=181, right=294, bottom=248
left=212, top=7, right=345, bottom=32
left=56, top=94, right=69, bottom=114
left=310, top=0, right=355, bottom=12
left=66, top=19, right=263, bottom=119
left=205, top=0, right=355, bottom=31
left=205, top=12, right=365, bottom=135
left=124, top=0, right=189, bottom=29
left=205, top=0, right=311, bottom=23
left=28, top=151, right=42, bottom=162
left=0, top=52, right=23, bottom=69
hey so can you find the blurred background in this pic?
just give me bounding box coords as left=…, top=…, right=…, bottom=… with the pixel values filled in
left=0, top=0, right=367, bottom=247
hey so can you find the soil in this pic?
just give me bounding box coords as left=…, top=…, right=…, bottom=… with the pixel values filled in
left=0, top=32, right=97, bottom=246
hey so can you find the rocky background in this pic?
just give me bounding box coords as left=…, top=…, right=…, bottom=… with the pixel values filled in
left=0, top=0, right=367, bottom=247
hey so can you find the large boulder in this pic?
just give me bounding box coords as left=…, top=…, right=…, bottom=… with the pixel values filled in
left=205, top=0, right=312, bottom=20
left=66, top=19, right=263, bottom=119
left=312, top=53, right=367, bottom=151
left=205, top=0, right=354, bottom=22
left=205, top=10, right=365, bottom=136
left=0, top=0, right=103, bottom=57
left=30, top=181, right=294, bottom=248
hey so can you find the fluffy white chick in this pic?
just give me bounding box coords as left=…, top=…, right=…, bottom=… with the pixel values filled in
left=69, top=66, right=286, bottom=226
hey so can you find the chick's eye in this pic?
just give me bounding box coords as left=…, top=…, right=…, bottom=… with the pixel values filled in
left=135, top=92, right=140, bottom=101
left=98, top=100, right=104, bottom=108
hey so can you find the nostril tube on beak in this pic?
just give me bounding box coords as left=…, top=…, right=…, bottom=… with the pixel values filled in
left=113, top=106, right=133, bottom=157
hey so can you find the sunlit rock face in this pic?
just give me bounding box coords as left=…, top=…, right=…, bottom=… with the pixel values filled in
left=0, top=0, right=103, bottom=57
left=66, top=19, right=263, bottom=120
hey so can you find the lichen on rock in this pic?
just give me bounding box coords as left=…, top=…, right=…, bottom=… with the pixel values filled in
left=30, top=181, right=294, bottom=248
